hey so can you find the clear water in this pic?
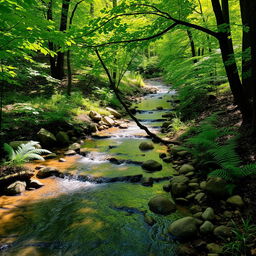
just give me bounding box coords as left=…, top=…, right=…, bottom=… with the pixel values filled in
left=0, top=79, right=178, bottom=256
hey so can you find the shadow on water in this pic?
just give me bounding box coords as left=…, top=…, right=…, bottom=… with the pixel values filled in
left=0, top=182, right=178, bottom=256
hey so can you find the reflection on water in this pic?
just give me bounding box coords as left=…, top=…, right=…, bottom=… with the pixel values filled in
left=0, top=79, right=178, bottom=256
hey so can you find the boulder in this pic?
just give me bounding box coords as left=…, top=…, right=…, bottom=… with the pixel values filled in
left=89, top=111, right=102, bottom=122
left=200, top=221, right=214, bottom=234
left=64, top=150, right=76, bottom=156
left=202, top=207, right=215, bottom=220
left=168, top=217, right=198, bottom=240
left=213, top=225, right=232, bottom=239
left=207, top=243, right=223, bottom=254
left=148, top=195, right=176, bottom=215
left=36, top=167, right=60, bottom=179
left=44, top=153, right=57, bottom=159
left=226, top=195, right=244, bottom=207
left=171, top=182, right=188, bottom=197
left=56, top=131, right=70, bottom=146
left=6, top=181, right=26, bottom=195
left=195, top=192, right=206, bottom=203
left=170, top=175, right=189, bottom=184
left=119, top=123, right=128, bottom=129
left=106, top=107, right=122, bottom=119
left=29, top=179, right=44, bottom=189
left=102, top=116, right=115, bottom=127
left=37, top=128, right=56, bottom=147
left=142, top=160, right=162, bottom=172
left=179, top=164, right=195, bottom=174
left=139, top=142, right=154, bottom=151
left=68, top=143, right=81, bottom=151
left=204, top=177, right=229, bottom=198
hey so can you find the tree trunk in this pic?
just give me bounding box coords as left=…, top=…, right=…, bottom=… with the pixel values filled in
left=211, top=0, right=251, bottom=123
left=246, top=1, right=256, bottom=132
left=55, top=0, right=71, bottom=80
left=240, top=0, right=253, bottom=98
left=187, top=30, right=197, bottom=63
left=46, top=0, right=57, bottom=77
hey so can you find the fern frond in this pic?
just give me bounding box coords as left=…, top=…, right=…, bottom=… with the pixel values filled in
left=3, top=143, right=15, bottom=160
left=239, top=164, right=256, bottom=177
left=209, top=169, right=234, bottom=181
left=23, top=153, right=45, bottom=161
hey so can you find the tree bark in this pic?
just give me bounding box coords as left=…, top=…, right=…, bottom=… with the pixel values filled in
left=240, top=0, right=253, bottom=98
left=211, top=0, right=251, bottom=123
left=55, top=0, right=71, bottom=80
left=187, top=30, right=197, bottom=63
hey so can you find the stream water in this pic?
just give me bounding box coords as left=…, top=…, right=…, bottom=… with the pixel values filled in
left=0, top=79, right=179, bottom=256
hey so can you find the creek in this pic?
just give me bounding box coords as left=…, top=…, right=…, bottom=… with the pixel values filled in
left=0, top=79, right=179, bottom=256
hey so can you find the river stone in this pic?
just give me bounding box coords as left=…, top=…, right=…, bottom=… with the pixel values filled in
left=200, top=181, right=207, bottom=190
left=207, top=243, right=223, bottom=254
left=59, top=158, right=66, bottom=162
left=159, top=153, right=167, bottom=159
left=202, top=207, right=215, bottom=220
left=68, top=143, right=81, bottom=151
left=200, top=221, right=214, bottom=234
left=179, top=164, right=195, bottom=174
left=37, top=128, right=56, bottom=147
left=37, top=167, right=60, bottom=179
left=226, top=195, right=244, bottom=207
left=6, top=181, right=26, bottom=195
left=168, top=217, right=198, bottom=240
left=119, top=123, right=128, bottom=129
left=213, top=225, right=232, bottom=239
left=64, top=150, right=76, bottom=156
left=195, top=192, right=206, bottom=203
left=44, top=153, right=57, bottom=159
left=148, top=195, right=176, bottom=215
left=89, top=110, right=102, bottom=122
left=163, top=183, right=171, bottom=192
left=56, top=131, right=70, bottom=146
left=185, top=171, right=195, bottom=177
left=142, top=160, right=162, bottom=172
left=171, top=182, right=188, bottom=197
left=106, top=107, right=122, bottom=119
left=139, top=142, right=154, bottom=151
left=176, top=244, right=198, bottom=256
left=204, top=177, right=229, bottom=198
left=29, top=178, right=44, bottom=189
left=141, top=177, right=153, bottom=187
left=102, top=116, right=115, bottom=126
left=170, top=175, right=189, bottom=184
left=188, top=183, right=199, bottom=189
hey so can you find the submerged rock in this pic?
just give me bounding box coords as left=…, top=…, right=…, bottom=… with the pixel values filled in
left=141, top=160, right=162, bottom=172
left=139, top=142, right=154, bottom=151
left=168, top=217, right=198, bottom=240
left=148, top=195, right=176, bottom=215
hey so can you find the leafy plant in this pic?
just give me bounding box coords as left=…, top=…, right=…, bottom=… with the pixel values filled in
left=4, top=141, right=51, bottom=166
left=224, top=218, right=256, bottom=256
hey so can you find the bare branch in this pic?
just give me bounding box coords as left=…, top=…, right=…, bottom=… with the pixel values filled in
left=82, top=23, right=178, bottom=48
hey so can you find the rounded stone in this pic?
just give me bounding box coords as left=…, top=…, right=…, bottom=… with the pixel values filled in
left=142, top=160, right=162, bottom=172
left=148, top=195, right=176, bottom=215
left=213, top=225, right=232, bottom=239
left=168, top=217, right=198, bottom=240
left=139, top=142, right=154, bottom=151
left=202, top=207, right=215, bottom=220
left=226, top=195, right=244, bottom=207
left=200, top=221, right=214, bottom=234
left=179, top=164, right=195, bottom=174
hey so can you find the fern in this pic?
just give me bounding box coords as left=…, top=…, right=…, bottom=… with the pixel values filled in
left=4, top=141, right=51, bottom=166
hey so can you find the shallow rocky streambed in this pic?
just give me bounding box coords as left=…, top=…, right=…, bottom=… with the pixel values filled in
left=0, top=79, right=180, bottom=256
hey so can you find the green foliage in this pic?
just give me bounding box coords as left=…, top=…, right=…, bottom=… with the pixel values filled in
left=224, top=218, right=256, bottom=256
left=4, top=141, right=51, bottom=166
left=181, top=114, right=256, bottom=181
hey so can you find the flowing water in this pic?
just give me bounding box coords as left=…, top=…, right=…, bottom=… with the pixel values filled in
left=0, top=79, right=180, bottom=256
